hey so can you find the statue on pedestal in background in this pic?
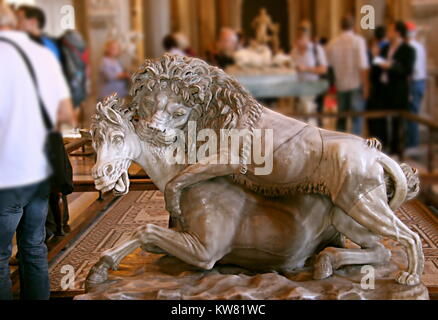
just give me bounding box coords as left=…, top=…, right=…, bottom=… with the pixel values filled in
left=234, top=8, right=287, bottom=69
left=271, top=22, right=281, bottom=54
left=252, top=7, right=275, bottom=46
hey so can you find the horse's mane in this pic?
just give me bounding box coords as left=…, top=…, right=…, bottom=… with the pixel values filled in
left=91, top=95, right=134, bottom=144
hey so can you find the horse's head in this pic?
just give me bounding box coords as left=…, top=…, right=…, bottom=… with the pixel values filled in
left=91, top=95, right=141, bottom=195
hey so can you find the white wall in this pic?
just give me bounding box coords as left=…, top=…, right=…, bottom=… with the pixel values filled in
left=6, top=0, right=73, bottom=37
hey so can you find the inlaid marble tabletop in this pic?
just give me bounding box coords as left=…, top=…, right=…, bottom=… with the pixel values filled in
left=226, top=66, right=329, bottom=98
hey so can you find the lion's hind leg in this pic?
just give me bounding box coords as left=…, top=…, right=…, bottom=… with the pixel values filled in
left=340, top=185, right=424, bottom=286
left=314, top=207, right=391, bottom=280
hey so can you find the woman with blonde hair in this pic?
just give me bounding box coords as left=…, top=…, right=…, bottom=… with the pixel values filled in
left=98, top=39, right=130, bottom=101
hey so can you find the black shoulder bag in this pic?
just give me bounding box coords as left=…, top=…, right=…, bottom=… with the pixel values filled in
left=0, top=37, right=74, bottom=195
left=312, top=42, right=334, bottom=86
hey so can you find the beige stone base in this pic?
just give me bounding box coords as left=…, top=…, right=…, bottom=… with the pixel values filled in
left=76, top=240, right=429, bottom=300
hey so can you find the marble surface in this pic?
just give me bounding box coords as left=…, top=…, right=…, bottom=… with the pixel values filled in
left=76, top=240, right=429, bottom=300
left=226, top=66, right=329, bottom=98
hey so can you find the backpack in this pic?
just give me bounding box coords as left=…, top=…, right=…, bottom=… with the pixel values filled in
left=58, top=30, right=89, bottom=107
left=312, top=42, right=335, bottom=87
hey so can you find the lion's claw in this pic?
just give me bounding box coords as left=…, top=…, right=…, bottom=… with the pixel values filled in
left=396, top=271, right=421, bottom=286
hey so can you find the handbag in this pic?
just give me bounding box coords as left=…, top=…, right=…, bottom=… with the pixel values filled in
left=0, top=37, right=74, bottom=195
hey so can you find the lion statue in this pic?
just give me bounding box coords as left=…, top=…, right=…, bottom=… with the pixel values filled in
left=124, top=54, right=422, bottom=286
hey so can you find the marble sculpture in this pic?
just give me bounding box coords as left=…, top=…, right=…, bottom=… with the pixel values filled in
left=87, top=54, right=424, bottom=289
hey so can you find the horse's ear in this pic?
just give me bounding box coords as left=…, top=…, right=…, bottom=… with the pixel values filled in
left=106, top=106, right=123, bottom=126
left=96, top=102, right=103, bottom=114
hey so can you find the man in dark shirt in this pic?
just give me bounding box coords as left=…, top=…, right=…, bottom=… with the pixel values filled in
left=367, top=26, right=390, bottom=148
left=376, top=21, right=416, bottom=154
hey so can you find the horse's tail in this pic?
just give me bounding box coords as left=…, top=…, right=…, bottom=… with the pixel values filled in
left=378, top=154, right=411, bottom=211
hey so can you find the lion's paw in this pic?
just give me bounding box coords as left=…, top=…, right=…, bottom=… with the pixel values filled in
left=396, top=271, right=421, bottom=286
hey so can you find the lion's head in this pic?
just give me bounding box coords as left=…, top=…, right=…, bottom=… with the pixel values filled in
left=130, top=54, right=263, bottom=146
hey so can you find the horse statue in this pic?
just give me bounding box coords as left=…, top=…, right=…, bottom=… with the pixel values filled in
left=86, top=95, right=418, bottom=288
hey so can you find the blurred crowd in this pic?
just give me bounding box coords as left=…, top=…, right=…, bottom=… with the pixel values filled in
left=5, top=3, right=89, bottom=125
left=162, top=15, right=428, bottom=155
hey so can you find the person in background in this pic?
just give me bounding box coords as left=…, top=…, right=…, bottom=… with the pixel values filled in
left=236, top=30, right=248, bottom=50
left=163, top=33, right=186, bottom=56
left=58, top=30, right=90, bottom=122
left=376, top=21, right=416, bottom=155
left=214, top=27, right=238, bottom=69
left=98, top=39, right=130, bottom=101
left=406, top=21, right=427, bottom=149
left=327, top=15, right=370, bottom=136
left=291, top=22, right=328, bottom=127
left=12, top=3, right=78, bottom=253
left=374, top=25, right=389, bottom=51
left=173, top=32, right=195, bottom=57
left=16, top=5, right=61, bottom=61
left=0, top=3, right=75, bottom=300
left=367, top=26, right=390, bottom=148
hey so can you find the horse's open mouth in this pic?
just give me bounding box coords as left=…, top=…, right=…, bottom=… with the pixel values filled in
left=95, top=171, right=130, bottom=196
left=113, top=171, right=130, bottom=196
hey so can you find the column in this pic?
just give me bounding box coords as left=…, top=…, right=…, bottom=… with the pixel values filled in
left=142, top=0, right=171, bottom=58
left=172, top=0, right=200, bottom=55
left=287, top=0, right=301, bottom=46
left=387, top=0, right=412, bottom=22
left=72, top=0, right=90, bottom=42
left=198, top=0, right=216, bottom=58
left=217, top=0, right=243, bottom=31
left=313, top=0, right=343, bottom=40
left=130, top=0, right=144, bottom=62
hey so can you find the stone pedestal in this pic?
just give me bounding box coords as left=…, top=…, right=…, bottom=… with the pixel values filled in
left=76, top=240, right=429, bottom=300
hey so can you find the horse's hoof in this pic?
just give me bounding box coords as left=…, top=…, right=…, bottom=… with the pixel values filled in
left=85, top=257, right=112, bottom=290
left=313, top=253, right=333, bottom=280
left=396, top=271, right=420, bottom=286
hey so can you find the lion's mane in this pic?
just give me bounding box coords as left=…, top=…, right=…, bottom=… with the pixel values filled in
left=131, top=54, right=263, bottom=132
left=130, top=54, right=264, bottom=174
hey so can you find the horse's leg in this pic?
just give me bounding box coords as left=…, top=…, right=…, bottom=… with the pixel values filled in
left=86, top=224, right=169, bottom=287
left=135, top=224, right=228, bottom=270
left=335, top=184, right=423, bottom=286
left=87, top=211, right=234, bottom=287
left=86, top=236, right=143, bottom=287
left=314, top=207, right=391, bottom=280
